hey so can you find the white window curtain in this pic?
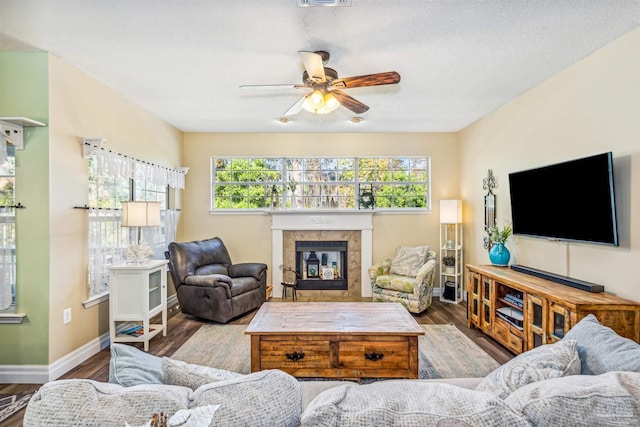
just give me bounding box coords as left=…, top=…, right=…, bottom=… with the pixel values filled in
left=83, top=143, right=186, bottom=189
left=0, top=207, right=16, bottom=311
left=87, top=208, right=127, bottom=297
left=144, top=208, right=180, bottom=259
left=86, top=144, right=184, bottom=298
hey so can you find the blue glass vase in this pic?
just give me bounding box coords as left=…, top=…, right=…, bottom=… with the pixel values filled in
left=489, top=243, right=510, bottom=266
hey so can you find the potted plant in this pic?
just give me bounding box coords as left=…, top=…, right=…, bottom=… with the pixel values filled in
left=488, top=223, right=513, bottom=266
left=287, top=180, right=297, bottom=208
left=442, top=255, right=456, bottom=274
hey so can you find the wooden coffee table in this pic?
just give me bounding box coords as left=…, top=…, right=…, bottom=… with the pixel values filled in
left=245, top=302, right=424, bottom=379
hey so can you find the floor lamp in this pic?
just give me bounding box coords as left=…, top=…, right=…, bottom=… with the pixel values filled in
left=121, top=201, right=161, bottom=262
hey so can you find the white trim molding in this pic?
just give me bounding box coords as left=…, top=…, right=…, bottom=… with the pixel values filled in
left=271, top=211, right=373, bottom=298
left=0, top=331, right=110, bottom=384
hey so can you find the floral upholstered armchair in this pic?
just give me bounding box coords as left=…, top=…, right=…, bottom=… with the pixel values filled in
left=368, top=246, right=437, bottom=314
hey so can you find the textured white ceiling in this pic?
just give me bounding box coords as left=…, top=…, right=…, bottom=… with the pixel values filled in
left=1, top=0, right=639, bottom=133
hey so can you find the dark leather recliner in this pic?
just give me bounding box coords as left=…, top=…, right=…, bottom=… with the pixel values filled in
left=165, top=237, right=268, bottom=323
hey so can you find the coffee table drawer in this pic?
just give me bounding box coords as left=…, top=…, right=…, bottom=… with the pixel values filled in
left=259, top=340, right=331, bottom=369
left=338, top=340, right=409, bottom=369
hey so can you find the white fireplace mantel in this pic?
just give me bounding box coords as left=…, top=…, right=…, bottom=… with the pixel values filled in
left=271, top=211, right=373, bottom=298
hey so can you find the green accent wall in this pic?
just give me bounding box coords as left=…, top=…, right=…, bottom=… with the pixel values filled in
left=0, top=52, right=50, bottom=364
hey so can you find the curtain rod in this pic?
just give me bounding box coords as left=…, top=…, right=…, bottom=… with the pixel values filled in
left=83, top=142, right=186, bottom=173
left=73, top=205, right=180, bottom=211
left=0, top=203, right=25, bottom=209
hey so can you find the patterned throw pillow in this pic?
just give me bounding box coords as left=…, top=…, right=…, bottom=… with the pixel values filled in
left=301, top=381, right=529, bottom=427
left=194, top=370, right=301, bottom=427
left=504, top=371, right=640, bottom=426
left=389, top=246, right=429, bottom=276
left=476, top=339, right=581, bottom=399
left=162, top=357, right=244, bottom=390
left=563, top=314, right=640, bottom=375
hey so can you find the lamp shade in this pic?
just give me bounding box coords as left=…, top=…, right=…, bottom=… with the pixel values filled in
left=440, top=200, right=462, bottom=224
left=121, top=201, right=161, bottom=227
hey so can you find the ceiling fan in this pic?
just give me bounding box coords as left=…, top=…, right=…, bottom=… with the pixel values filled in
left=240, top=51, right=401, bottom=116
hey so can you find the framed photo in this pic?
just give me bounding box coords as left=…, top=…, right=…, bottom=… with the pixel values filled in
left=322, top=267, right=334, bottom=280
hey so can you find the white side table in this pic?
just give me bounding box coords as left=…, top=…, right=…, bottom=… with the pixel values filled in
left=108, top=260, right=168, bottom=351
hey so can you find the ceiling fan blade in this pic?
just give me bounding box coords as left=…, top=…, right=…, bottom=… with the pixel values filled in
left=283, top=95, right=308, bottom=116
left=299, top=51, right=326, bottom=83
left=330, top=71, right=401, bottom=89
left=240, top=84, right=307, bottom=90
left=331, top=90, right=369, bottom=114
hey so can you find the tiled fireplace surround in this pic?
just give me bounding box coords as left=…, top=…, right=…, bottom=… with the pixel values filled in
left=271, top=212, right=373, bottom=298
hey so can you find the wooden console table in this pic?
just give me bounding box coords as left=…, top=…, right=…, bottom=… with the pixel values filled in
left=467, top=264, right=640, bottom=355
left=245, top=302, right=424, bottom=379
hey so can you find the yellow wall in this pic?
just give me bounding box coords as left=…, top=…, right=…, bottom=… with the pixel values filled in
left=182, top=132, right=459, bottom=282
left=460, top=28, right=640, bottom=301
left=6, top=55, right=182, bottom=364
left=47, top=55, right=183, bottom=364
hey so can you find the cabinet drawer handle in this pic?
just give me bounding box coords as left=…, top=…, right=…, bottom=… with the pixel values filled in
left=364, top=352, right=384, bottom=362
left=285, top=351, right=305, bottom=362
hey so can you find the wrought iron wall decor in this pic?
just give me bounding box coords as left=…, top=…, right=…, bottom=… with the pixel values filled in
left=483, top=169, right=496, bottom=250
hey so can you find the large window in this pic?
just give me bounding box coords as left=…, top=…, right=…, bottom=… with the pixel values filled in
left=85, top=144, right=183, bottom=299
left=0, top=148, right=16, bottom=312
left=211, top=156, right=430, bottom=210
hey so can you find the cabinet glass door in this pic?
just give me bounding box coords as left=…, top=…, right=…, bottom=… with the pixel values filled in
left=526, top=294, right=547, bottom=350
left=481, top=277, right=492, bottom=332
left=468, top=272, right=480, bottom=325
left=549, top=303, right=571, bottom=341
left=148, top=270, right=162, bottom=311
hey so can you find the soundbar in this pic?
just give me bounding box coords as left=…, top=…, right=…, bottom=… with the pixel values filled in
left=510, top=264, right=605, bottom=293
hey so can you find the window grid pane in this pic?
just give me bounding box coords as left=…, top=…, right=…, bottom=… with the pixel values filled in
left=212, top=156, right=430, bottom=210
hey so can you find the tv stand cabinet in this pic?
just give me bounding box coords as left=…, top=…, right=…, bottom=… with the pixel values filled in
left=467, top=265, right=640, bottom=354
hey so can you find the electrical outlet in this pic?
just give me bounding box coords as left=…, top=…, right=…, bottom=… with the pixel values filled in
left=63, top=308, right=72, bottom=324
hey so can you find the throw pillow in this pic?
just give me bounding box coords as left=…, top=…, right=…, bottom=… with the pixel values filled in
left=389, top=245, right=429, bottom=276
left=127, top=404, right=221, bottom=427
left=194, top=369, right=301, bottom=427
left=563, top=314, right=640, bottom=375
left=108, top=343, right=165, bottom=386
left=23, top=379, right=193, bottom=427
left=504, top=371, right=640, bottom=426
left=476, top=339, right=581, bottom=399
left=162, top=357, right=244, bottom=389
left=300, top=381, right=529, bottom=427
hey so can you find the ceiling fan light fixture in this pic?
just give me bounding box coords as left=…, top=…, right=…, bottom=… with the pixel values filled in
left=325, top=92, right=340, bottom=110
left=301, top=90, right=341, bottom=115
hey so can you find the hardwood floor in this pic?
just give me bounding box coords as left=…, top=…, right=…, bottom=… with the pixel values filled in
left=0, top=297, right=513, bottom=426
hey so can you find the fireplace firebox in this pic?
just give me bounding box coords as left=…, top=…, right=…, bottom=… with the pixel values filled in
left=295, top=240, right=348, bottom=290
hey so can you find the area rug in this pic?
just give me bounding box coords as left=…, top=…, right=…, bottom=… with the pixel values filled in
left=0, top=393, right=33, bottom=424
left=171, top=324, right=500, bottom=379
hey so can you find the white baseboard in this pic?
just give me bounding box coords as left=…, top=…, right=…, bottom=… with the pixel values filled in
left=0, top=294, right=179, bottom=384
left=0, top=332, right=110, bottom=384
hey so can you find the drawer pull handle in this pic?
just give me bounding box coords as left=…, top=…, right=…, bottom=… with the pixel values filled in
left=285, top=351, right=305, bottom=362
left=364, top=352, right=384, bottom=362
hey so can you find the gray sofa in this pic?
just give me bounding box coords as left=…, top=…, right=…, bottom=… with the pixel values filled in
left=24, top=315, right=640, bottom=426
left=165, top=237, right=268, bottom=323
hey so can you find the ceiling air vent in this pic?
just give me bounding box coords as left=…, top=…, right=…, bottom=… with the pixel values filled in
left=297, top=0, right=352, bottom=7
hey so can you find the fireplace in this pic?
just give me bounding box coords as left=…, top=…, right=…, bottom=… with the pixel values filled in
left=270, top=211, right=373, bottom=298
left=295, top=240, right=348, bottom=290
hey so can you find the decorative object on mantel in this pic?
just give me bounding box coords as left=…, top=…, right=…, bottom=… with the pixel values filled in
left=359, top=184, right=375, bottom=209
left=287, top=180, right=297, bottom=208
left=121, top=201, right=161, bottom=263
left=483, top=169, right=497, bottom=250
left=270, top=185, right=279, bottom=210
left=488, top=223, right=513, bottom=266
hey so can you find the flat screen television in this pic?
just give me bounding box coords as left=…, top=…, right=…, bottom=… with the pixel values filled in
left=508, top=152, right=618, bottom=246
